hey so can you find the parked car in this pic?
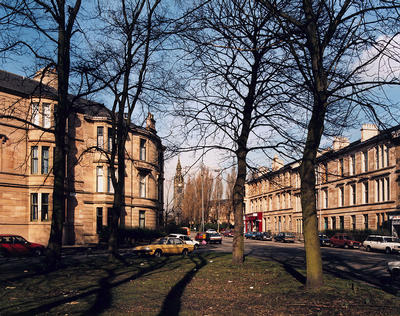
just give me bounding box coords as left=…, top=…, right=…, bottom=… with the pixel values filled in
left=245, top=232, right=256, bottom=239
left=206, top=232, right=222, bottom=244
left=0, top=235, right=45, bottom=257
left=206, top=229, right=217, bottom=233
left=388, top=261, right=400, bottom=280
left=274, top=232, right=295, bottom=243
left=329, top=233, right=361, bottom=249
left=363, top=235, right=400, bottom=254
left=132, top=236, right=195, bottom=257
left=168, top=234, right=200, bottom=249
left=256, top=232, right=272, bottom=241
left=319, top=234, right=331, bottom=247
left=223, top=230, right=234, bottom=237
left=195, top=232, right=207, bottom=242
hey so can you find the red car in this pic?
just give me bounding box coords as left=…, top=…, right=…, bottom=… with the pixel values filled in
left=0, top=235, right=45, bottom=257
left=195, top=232, right=207, bottom=242
left=329, top=233, right=361, bottom=249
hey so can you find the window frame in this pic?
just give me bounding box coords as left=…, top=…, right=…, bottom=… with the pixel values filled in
left=31, top=146, right=39, bottom=174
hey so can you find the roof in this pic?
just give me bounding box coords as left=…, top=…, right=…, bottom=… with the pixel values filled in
left=248, top=123, right=400, bottom=184
left=0, top=70, right=57, bottom=99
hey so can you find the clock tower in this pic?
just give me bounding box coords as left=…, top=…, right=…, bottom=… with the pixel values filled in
left=173, top=157, right=184, bottom=224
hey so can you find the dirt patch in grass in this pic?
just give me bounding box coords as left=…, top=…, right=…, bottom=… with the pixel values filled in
left=0, top=253, right=399, bottom=315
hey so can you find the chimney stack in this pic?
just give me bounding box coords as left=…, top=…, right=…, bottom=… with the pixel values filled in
left=361, top=124, right=378, bottom=142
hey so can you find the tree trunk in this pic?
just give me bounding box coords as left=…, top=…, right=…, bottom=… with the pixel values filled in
left=47, top=15, right=70, bottom=268
left=299, top=98, right=326, bottom=289
left=232, top=149, right=247, bottom=265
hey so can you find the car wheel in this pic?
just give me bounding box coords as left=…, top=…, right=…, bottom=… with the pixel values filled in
left=154, top=249, right=162, bottom=258
left=194, top=244, right=198, bottom=250
left=34, top=249, right=43, bottom=256
left=385, top=247, right=391, bottom=254
left=330, top=243, right=334, bottom=248
left=344, top=244, right=349, bottom=249
left=182, top=249, right=188, bottom=256
left=366, top=246, right=371, bottom=252
left=219, top=240, right=222, bottom=244
left=0, top=249, right=8, bottom=258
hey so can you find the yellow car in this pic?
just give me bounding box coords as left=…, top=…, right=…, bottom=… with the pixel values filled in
left=132, top=236, right=195, bottom=257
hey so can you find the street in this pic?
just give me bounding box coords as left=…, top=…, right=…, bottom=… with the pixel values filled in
left=200, top=236, right=400, bottom=295
left=1, top=236, right=399, bottom=296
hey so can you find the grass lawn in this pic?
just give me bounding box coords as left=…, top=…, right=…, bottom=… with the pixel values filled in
left=0, top=252, right=399, bottom=315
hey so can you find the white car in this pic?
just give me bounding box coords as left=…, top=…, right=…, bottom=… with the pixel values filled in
left=363, top=235, right=400, bottom=254
left=388, top=261, right=400, bottom=280
left=168, top=234, right=200, bottom=249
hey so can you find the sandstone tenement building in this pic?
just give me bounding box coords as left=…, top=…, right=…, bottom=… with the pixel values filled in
left=0, top=69, right=164, bottom=245
left=245, top=124, right=400, bottom=237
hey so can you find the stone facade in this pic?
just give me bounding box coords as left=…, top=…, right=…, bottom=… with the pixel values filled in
left=0, top=70, right=164, bottom=245
left=245, top=124, right=400, bottom=237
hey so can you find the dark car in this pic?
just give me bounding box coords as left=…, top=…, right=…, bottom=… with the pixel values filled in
left=329, top=233, right=361, bottom=249
left=274, top=232, right=295, bottom=243
left=245, top=232, right=256, bottom=239
left=256, top=232, right=272, bottom=241
left=319, top=234, right=331, bottom=247
left=0, top=235, right=45, bottom=257
left=206, top=232, right=222, bottom=244
left=223, top=230, right=234, bottom=237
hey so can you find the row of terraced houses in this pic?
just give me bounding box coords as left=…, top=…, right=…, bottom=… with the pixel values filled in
left=245, top=124, right=400, bottom=238
left=0, top=69, right=164, bottom=246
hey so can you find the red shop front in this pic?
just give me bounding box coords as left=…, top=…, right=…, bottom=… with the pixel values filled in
left=244, top=212, right=262, bottom=232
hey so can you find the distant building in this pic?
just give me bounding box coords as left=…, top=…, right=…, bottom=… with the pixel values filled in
left=173, top=158, right=184, bottom=224
left=208, top=199, right=234, bottom=226
left=245, top=124, right=400, bottom=237
left=0, top=69, right=164, bottom=245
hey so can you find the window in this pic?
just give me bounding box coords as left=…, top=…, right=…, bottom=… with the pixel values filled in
left=362, top=151, right=368, bottom=172
left=331, top=216, right=336, bottom=230
left=340, top=216, right=344, bottom=230
left=31, top=146, right=38, bottom=174
left=338, top=186, right=344, bottom=207
left=376, top=176, right=390, bottom=202
left=43, top=103, right=51, bottom=128
left=31, top=193, right=38, bottom=221
left=339, top=158, right=344, bottom=177
left=385, top=145, right=389, bottom=167
left=362, top=182, right=369, bottom=204
left=139, top=174, right=146, bottom=198
left=96, top=207, right=103, bottom=234
left=140, top=139, right=146, bottom=160
left=96, top=166, right=104, bottom=192
left=107, top=208, right=113, bottom=226
left=107, top=168, right=114, bottom=193
left=324, top=217, right=328, bottom=230
left=41, top=147, right=49, bottom=174
left=322, top=163, right=328, bottom=183
left=375, top=146, right=380, bottom=170
left=139, top=210, right=145, bottom=228
left=323, top=189, right=328, bottom=209
left=351, top=215, right=356, bottom=230
left=350, top=154, right=355, bottom=175
left=32, top=102, right=39, bottom=125
left=41, top=193, right=49, bottom=221
left=364, top=214, right=369, bottom=229
left=108, top=128, right=113, bottom=151
left=348, top=184, right=355, bottom=205
left=97, top=126, right=104, bottom=149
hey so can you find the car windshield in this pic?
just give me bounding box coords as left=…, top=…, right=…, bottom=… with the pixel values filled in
left=13, top=236, right=27, bottom=243
left=151, top=238, right=167, bottom=245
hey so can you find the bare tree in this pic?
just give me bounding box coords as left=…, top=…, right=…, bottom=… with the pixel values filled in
left=84, top=0, right=162, bottom=259
left=172, top=0, right=292, bottom=264
left=260, top=0, right=400, bottom=288
left=0, top=0, right=84, bottom=267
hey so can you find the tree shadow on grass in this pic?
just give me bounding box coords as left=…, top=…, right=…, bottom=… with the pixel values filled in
left=158, top=254, right=208, bottom=316
left=4, top=255, right=171, bottom=315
